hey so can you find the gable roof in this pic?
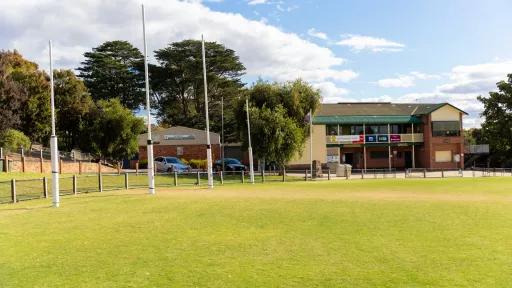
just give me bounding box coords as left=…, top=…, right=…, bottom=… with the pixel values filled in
left=316, top=102, right=467, bottom=116
left=312, top=102, right=467, bottom=125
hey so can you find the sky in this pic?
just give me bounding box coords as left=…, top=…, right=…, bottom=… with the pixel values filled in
left=1, top=0, right=512, bottom=128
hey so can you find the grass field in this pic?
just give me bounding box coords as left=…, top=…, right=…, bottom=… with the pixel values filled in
left=1, top=177, right=512, bottom=287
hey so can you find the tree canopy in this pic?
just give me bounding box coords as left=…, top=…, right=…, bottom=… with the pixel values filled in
left=151, top=40, right=245, bottom=142
left=237, top=80, right=321, bottom=166
left=54, top=69, right=94, bottom=151
left=0, top=50, right=50, bottom=144
left=77, top=41, right=145, bottom=110
left=478, top=74, right=512, bottom=166
left=80, top=99, right=145, bottom=161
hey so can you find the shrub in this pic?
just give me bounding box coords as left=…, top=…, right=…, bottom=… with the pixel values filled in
left=188, top=159, right=207, bottom=170
left=138, top=159, right=148, bottom=169
left=0, top=129, right=31, bottom=152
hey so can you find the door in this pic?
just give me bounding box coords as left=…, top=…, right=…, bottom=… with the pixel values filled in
left=404, top=151, right=412, bottom=168
left=344, top=153, right=354, bottom=165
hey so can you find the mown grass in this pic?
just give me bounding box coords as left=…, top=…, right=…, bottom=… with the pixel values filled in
left=1, top=177, right=512, bottom=287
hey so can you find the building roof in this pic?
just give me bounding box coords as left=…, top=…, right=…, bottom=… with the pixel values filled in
left=313, top=102, right=467, bottom=125
left=138, top=126, right=220, bottom=146
left=314, top=115, right=423, bottom=125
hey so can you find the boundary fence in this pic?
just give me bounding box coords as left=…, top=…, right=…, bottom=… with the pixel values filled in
left=1, top=167, right=512, bottom=204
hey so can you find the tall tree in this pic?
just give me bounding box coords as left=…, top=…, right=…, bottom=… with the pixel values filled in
left=151, top=40, right=245, bottom=141
left=0, top=50, right=50, bottom=144
left=236, top=79, right=321, bottom=166
left=80, top=99, right=144, bottom=161
left=0, top=51, right=26, bottom=134
left=53, top=69, right=94, bottom=151
left=478, top=74, right=512, bottom=166
left=77, top=41, right=145, bottom=110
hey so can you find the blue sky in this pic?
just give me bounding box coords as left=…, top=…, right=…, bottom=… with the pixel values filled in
left=1, top=0, right=511, bottom=127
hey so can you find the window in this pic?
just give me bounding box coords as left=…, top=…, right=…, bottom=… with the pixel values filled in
left=326, top=125, right=338, bottom=135
left=351, top=125, right=364, bottom=135
left=432, top=121, right=460, bottom=137
left=370, top=151, right=388, bottom=159
left=365, top=125, right=389, bottom=134
left=435, top=151, right=452, bottom=162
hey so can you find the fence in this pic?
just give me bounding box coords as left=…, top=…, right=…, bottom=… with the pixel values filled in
left=2, top=167, right=512, bottom=205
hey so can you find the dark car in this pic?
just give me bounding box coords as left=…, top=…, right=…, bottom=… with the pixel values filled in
left=214, top=158, right=246, bottom=171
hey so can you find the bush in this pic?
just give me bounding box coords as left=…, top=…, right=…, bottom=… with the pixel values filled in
left=188, top=159, right=207, bottom=170
left=0, top=129, right=31, bottom=152
left=138, top=159, right=148, bottom=169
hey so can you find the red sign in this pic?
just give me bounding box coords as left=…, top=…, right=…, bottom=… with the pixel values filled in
left=353, top=135, right=364, bottom=144
left=390, top=134, right=401, bottom=142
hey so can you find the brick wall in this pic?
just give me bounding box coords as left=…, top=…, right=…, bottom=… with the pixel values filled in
left=422, top=114, right=465, bottom=169
left=3, top=157, right=117, bottom=174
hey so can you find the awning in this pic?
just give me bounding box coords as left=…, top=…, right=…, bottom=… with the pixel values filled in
left=313, top=115, right=422, bottom=125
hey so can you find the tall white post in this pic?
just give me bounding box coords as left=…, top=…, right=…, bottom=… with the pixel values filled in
left=202, top=35, right=214, bottom=188
left=221, top=96, right=225, bottom=172
left=49, top=40, right=60, bottom=208
left=246, top=98, right=255, bottom=183
left=142, top=4, right=155, bottom=194
left=309, top=109, right=313, bottom=179
left=363, top=123, right=367, bottom=171
left=388, top=123, right=391, bottom=171
left=411, top=123, right=416, bottom=168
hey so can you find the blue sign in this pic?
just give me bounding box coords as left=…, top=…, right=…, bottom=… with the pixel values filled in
left=377, top=135, right=388, bottom=142
left=365, top=135, right=377, bottom=143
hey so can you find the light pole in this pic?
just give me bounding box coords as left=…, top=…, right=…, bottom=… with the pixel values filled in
left=202, top=35, right=214, bottom=188
left=246, top=98, right=255, bottom=183
left=142, top=4, right=155, bottom=194
left=49, top=40, right=60, bottom=208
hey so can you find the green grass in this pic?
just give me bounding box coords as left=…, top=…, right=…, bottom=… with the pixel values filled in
left=1, top=178, right=512, bottom=287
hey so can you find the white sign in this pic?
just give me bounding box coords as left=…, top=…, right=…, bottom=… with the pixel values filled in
left=163, top=134, right=195, bottom=140
left=327, top=155, right=339, bottom=163
left=335, top=135, right=360, bottom=142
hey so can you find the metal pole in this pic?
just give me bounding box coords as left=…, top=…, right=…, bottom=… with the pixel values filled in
left=49, top=40, right=60, bottom=208
left=201, top=35, right=214, bottom=189
left=363, top=123, right=367, bottom=172
left=309, top=109, right=313, bottom=179
left=246, top=98, right=255, bottom=183
left=221, top=96, right=225, bottom=172
left=142, top=4, right=155, bottom=195
left=388, top=124, right=391, bottom=171
left=411, top=123, right=415, bottom=169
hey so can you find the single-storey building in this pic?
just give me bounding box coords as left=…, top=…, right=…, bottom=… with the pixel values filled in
left=289, top=102, right=467, bottom=170
left=138, top=126, right=221, bottom=161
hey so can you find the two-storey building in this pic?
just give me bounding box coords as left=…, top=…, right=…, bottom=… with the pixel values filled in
left=289, top=102, right=467, bottom=169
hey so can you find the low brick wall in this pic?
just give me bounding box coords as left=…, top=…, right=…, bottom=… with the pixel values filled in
left=2, top=157, right=117, bottom=174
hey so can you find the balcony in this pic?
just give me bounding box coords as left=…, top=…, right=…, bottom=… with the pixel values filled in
left=326, top=133, right=424, bottom=145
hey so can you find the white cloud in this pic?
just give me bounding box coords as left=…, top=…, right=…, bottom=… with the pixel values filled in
left=312, top=82, right=351, bottom=103
left=248, top=0, right=268, bottom=5
left=437, top=60, right=512, bottom=94
left=377, top=75, right=415, bottom=88
left=377, top=71, right=441, bottom=88
left=377, top=60, right=512, bottom=128
left=0, top=0, right=357, bottom=87
left=336, top=34, right=405, bottom=53
left=307, top=28, right=328, bottom=40
left=410, top=71, right=441, bottom=80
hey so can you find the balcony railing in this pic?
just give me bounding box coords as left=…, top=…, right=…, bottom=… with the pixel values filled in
left=326, top=133, right=424, bottom=145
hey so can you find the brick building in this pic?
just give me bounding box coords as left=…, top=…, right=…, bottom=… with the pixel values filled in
left=138, top=126, right=221, bottom=161
left=289, top=102, right=467, bottom=169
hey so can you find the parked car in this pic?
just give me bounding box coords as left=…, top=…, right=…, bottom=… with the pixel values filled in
left=214, top=158, right=246, bottom=171
left=155, top=156, right=191, bottom=173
